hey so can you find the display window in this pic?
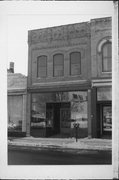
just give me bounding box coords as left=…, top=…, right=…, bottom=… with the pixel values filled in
left=31, top=91, right=88, bottom=137
left=103, top=106, right=112, bottom=132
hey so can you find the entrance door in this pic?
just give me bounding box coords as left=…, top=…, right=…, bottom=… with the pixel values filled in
left=53, top=103, right=61, bottom=134
left=46, top=102, right=70, bottom=136
left=97, top=102, right=112, bottom=138
left=46, top=103, right=61, bottom=136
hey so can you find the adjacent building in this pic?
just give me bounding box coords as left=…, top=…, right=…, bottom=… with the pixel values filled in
left=7, top=63, right=27, bottom=136
left=26, top=17, right=112, bottom=138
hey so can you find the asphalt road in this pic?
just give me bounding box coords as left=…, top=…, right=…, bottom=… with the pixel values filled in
left=8, top=148, right=112, bottom=165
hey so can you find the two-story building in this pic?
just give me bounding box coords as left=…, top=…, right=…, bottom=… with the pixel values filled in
left=90, top=17, right=112, bottom=138
left=26, top=17, right=112, bottom=138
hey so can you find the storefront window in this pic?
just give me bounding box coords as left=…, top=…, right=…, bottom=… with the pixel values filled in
left=69, top=91, right=87, bottom=129
left=8, top=96, right=23, bottom=132
left=31, top=91, right=88, bottom=137
left=103, top=106, right=112, bottom=132
left=97, top=87, right=112, bottom=101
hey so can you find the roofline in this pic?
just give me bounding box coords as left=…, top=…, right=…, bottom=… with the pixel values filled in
left=7, top=73, right=27, bottom=77
left=28, top=16, right=111, bottom=33
left=90, top=16, right=112, bottom=22
left=28, top=21, right=90, bottom=33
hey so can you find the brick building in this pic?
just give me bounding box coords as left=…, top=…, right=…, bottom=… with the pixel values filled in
left=26, top=17, right=112, bottom=138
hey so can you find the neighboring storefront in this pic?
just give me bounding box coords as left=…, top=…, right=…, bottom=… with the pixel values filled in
left=90, top=17, right=112, bottom=138
left=91, top=80, right=112, bottom=138
left=7, top=68, right=27, bottom=136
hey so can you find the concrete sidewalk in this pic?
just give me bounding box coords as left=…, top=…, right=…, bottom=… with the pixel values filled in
left=8, top=137, right=112, bottom=151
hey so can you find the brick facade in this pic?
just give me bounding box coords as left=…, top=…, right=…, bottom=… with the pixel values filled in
left=27, top=17, right=112, bottom=138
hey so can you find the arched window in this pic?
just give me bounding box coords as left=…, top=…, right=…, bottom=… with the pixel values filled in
left=53, top=54, right=64, bottom=77
left=70, top=52, right=81, bottom=75
left=102, top=42, right=112, bottom=72
left=37, top=55, right=47, bottom=78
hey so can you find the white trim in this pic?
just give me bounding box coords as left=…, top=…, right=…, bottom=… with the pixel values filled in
left=98, top=38, right=112, bottom=53
left=92, top=79, right=112, bottom=87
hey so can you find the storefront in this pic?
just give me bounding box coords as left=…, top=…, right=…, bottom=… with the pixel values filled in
left=7, top=72, right=27, bottom=137
left=91, top=80, right=112, bottom=138
left=30, top=90, right=88, bottom=138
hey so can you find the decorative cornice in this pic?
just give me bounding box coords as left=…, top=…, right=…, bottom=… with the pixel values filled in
left=31, top=40, right=88, bottom=50
left=28, top=23, right=90, bottom=45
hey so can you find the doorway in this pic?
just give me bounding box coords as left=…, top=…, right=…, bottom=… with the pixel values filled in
left=46, top=102, right=70, bottom=136
left=97, top=102, right=112, bottom=138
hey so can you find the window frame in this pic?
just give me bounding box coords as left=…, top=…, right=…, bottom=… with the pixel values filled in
left=102, top=42, right=112, bottom=73
left=37, top=55, right=47, bottom=78
left=53, top=53, right=64, bottom=77
left=70, top=51, right=81, bottom=76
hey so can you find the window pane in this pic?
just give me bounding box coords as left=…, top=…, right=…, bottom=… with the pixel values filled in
left=54, top=54, right=64, bottom=65
left=97, top=87, right=112, bottom=101
left=37, top=56, right=47, bottom=77
left=71, top=64, right=81, bottom=75
left=103, top=106, right=112, bottom=132
left=38, top=56, right=47, bottom=67
left=102, top=57, right=112, bottom=72
left=54, top=65, right=63, bottom=77
left=103, top=45, right=108, bottom=57
left=103, top=43, right=112, bottom=58
left=38, top=67, right=47, bottom=77
left=102, top=43, right=112, bottom=72
left=70, top=52, right=81, bottom=64
left=108, top=43, right=112, bottom=57
left=70, top=52, right=81, bottom=75
left=53, top=54, right=64, bottom=77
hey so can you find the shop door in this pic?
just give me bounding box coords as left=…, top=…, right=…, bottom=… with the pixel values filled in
left=97, top=103, right=112, bottom=138
left=53, top=103, right=61, bottom=134
left=46, top=102, right=70, bottom=136
left=46, top=103, right=61, bottom=136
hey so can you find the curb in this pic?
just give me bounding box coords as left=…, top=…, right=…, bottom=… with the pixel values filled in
left=8, top=141, right=112, bottom=152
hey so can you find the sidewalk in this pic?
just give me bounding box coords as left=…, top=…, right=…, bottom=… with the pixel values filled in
left=8, top=136, right=112, bottom=151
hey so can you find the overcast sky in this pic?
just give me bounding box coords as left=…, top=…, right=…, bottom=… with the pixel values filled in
left=6, top=1, right=113, bottom=76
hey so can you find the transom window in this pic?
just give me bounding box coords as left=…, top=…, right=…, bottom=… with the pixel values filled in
left=53, top=54, right=64, bottom=77
left=70, top=52, right=81, bottom=75
left=102, top=42, right=112, bottom=72
left=37, top=55, right=47, bottom=78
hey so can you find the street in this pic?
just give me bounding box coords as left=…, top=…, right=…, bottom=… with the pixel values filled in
left=8, top=147, right=111, bottom=165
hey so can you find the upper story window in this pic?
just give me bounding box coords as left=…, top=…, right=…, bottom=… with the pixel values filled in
left=70, top=52, right=81, bottom=76
left=102, top=42, right=112, bottom=72
left=37, top=55, right=47, bottom=78
left=53, top=54, right=64, bottom=77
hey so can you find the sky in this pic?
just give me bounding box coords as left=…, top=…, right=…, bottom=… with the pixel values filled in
left=6, top=1, right=113, bottom=76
